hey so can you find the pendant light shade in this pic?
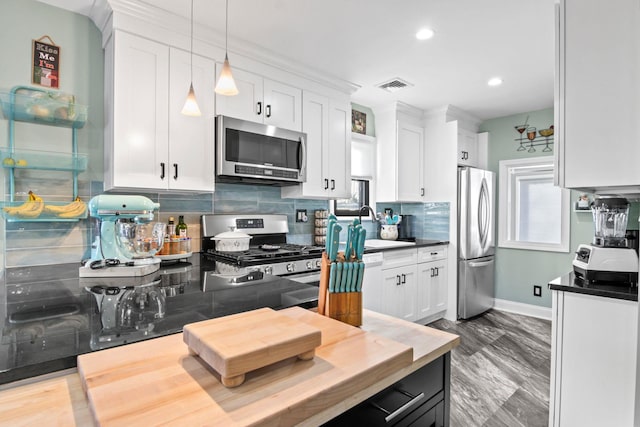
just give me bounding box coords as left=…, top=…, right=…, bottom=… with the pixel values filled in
left=214, top=0, right=238, bottom=96
left=182, top=82, right=202, bottom=116
left=215, top=54, right=239, bottom=96
left=181, top=0, right=201, bottom=116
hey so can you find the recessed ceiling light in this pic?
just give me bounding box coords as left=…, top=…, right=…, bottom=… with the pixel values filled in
left=488, top=77, right=503, bottom=87
left=416, top=28, right=435, bottom=40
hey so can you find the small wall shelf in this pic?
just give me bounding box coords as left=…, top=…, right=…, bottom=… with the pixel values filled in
left=0, top=85, right=88, bottom=222
left=0, top=148, right=87, bottom=172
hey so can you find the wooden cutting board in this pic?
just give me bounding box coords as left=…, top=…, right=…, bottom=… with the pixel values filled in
left=77, top=307, right=413, bottom=427
left=183, top=307, right=322, bottom=387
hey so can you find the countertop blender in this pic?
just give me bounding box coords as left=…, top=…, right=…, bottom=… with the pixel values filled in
left=79, top=195, right=166, bottom=277
left=573, top=196, right=639, bottom=284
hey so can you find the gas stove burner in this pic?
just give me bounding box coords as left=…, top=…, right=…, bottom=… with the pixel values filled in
left=260, top=244, right=281, bottom=251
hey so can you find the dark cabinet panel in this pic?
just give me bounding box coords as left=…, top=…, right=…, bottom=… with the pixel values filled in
left=324, top=353, right=450, bottom=426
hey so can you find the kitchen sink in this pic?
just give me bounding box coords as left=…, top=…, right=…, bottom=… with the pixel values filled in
left=364, top=239, right=416, bottom=249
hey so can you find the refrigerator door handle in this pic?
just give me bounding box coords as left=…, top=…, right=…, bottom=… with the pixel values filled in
left=478, top=178, right=490, bottom=249
left=468, top=259, right=494, bottom=268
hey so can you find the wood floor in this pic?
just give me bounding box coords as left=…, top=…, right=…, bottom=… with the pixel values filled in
left=428, top=309, right=551, bottom=427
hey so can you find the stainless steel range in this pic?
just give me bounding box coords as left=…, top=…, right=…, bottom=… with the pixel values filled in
left=201, top=214, right=324, bottom=284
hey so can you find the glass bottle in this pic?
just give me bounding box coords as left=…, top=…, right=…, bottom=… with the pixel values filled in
left=176, top=215, right=188, bottom=238
left=167, top=216, right=176, bottom=237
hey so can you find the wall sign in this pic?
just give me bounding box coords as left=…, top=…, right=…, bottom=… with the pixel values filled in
left=32, top=35, right=60, bottom=89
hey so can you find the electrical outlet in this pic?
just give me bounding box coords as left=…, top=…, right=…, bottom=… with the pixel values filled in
left=533, top=285, right=542, bottom=297
left=296, top=209, right=308, bottom=223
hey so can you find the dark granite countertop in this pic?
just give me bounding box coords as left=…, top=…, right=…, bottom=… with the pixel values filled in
left=0, top=254, right=319, bottom=385
left=548, top=272, right=638, bottom=302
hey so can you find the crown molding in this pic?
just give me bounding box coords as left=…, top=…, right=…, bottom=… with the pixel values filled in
left=423, top=105, right=482, bottom=131
left=39, top=0, right=359, bottom=95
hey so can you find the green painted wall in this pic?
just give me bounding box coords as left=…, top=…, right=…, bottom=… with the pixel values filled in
left=480, top=108, right=594, bottom=308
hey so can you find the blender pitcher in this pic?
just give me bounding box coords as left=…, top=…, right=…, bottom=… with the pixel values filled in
left=592, top=197, right=630, bottom=247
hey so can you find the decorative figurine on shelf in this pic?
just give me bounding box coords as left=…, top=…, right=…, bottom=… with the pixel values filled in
left=577, top=194, right=591, bottom=210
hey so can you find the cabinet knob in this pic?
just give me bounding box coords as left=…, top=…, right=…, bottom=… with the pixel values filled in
left=324, top=179, right=329, bottom=190
left=396, top=275, right=401, bottom=286
left=266, top=104, right=272, bottom=118
left=330, top=179, right=335, bottom=190
left=173, top=163, right=178, bottom=180
left=420, top=188, right=425, bottom=196
left=256, top=102, right=262, bottom=115
left=401, top=273, right=406, bottom=284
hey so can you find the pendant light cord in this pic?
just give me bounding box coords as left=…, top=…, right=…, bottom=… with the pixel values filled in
left=190, top=0, right=194, bottom=82
left=225, top=0, right=229, bottom=54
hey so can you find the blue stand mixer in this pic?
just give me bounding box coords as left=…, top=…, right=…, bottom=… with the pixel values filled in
left=79, top=195, right=166, bottom=278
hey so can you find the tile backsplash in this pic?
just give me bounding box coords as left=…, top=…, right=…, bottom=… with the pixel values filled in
left=4, top=181, right=450, bottom=268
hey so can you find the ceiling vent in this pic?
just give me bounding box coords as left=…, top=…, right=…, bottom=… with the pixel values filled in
left=376, top=78, right=413, bottom=93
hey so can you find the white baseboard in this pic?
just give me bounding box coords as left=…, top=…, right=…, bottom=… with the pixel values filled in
left=493, top=298, right=552, bottom=321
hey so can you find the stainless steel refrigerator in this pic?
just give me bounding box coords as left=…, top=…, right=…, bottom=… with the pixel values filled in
left=458, top=166, right=495, bottom=319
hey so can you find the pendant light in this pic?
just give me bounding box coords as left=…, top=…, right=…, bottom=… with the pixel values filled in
left=181, top=0, right=202, bottom=116
left=214, top=0, right=239, bottom=96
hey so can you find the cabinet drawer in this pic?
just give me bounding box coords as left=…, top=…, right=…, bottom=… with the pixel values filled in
left=323, top=355, right=445, bottom=426
left=418, top=246, right=447, bottom=263
left=382, top=249, right=418, bottom=269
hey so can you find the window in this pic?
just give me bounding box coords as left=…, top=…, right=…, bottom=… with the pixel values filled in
left=331, top=133, right=376, bottom=218
left=498, top=157, right=570, bottom=252
left=332, top=179, right=370, bottom=216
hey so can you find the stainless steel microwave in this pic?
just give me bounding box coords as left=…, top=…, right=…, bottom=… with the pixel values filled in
left=215, top=115, right=307, bottom=185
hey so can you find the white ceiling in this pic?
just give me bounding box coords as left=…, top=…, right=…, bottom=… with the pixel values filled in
left=41, top=0, right=557, bottom=121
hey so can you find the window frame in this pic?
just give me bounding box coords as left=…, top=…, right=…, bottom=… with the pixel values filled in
left=330, top=179, right=370, bottom=217
left=498, top=156, right=571, bottom=253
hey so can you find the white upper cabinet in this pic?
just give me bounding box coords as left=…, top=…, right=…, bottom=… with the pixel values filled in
left=457, top=128, right=477, bottom=167
left=215, top=67, right=302, bottom=132
left=555, top=0, right=640, bottom=192
left=168, top=48, right=215, bottom=192
left=457, top=129, right=488, bottom=169
left=104, top=31, right=215, bottom=192
left=105, top=31, right=169, bottom=191
left=281, top=91, right=351, bottom=199
left=374, top=103, right=425, bottom=202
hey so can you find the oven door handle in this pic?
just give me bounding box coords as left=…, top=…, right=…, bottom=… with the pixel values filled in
left=230, top=271, right=264, bottom=283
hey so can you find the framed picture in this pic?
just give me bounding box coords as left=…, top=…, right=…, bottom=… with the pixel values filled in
left=32, top=36, right=60, bottom=89
left=352, top=110, right=367, bottom=135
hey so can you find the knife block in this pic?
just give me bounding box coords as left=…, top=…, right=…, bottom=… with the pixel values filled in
left=326, top=292, right=362, bottom=327
left=318, top=253, right=362, bottom=327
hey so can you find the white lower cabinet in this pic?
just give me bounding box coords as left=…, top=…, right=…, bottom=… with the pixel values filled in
left=381, top=264, right=417, bottom=322
left=416, top=246, right=448, bottom=321
left=364, top=246, right=448, bottom=323
left=550, top=290, right=637, bottom=427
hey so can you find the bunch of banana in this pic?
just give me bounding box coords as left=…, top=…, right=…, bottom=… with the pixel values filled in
left=3, top=191, right=45, bottom=218
left=43, top=196, right=87, bottom=218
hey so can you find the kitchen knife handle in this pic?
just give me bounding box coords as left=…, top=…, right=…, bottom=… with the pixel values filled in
left=324, top=179, right=329, bottom=190
left=256, top=102, right=262, bottom=115
left=173, top=163, right=178, bottom=180
left=160, top=162, right=165, bottom=180
left=266, top=104, right=272, bottom=117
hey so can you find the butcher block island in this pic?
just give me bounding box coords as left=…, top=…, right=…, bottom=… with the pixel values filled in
left=0, top=308, right=460, bottom=426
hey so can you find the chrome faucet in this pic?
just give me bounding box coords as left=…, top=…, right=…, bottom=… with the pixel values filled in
left=358, top=205, right=379, bottom=224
